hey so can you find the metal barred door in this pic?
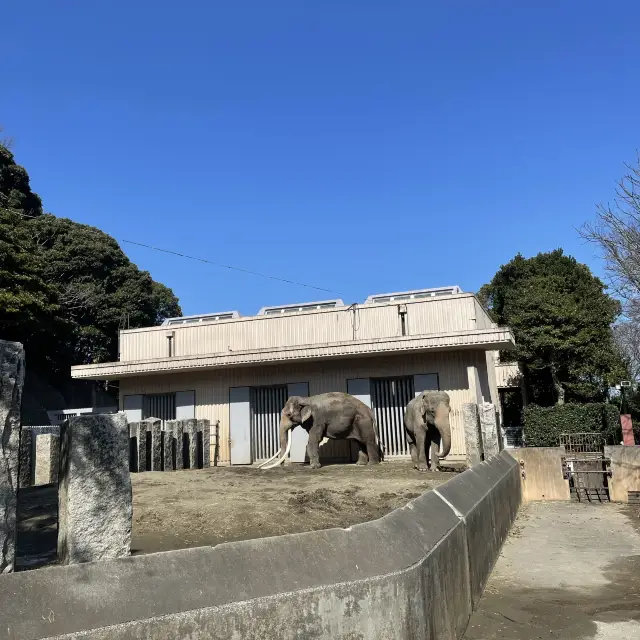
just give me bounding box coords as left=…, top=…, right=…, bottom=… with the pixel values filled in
left=371, top=377, right=414, bottom=458
left=250, top=385, right=288, bottom=462
left=143, top=393, right=176, bottom=425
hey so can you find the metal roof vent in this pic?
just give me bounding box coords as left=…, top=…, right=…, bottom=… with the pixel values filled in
left=258, top=299, right=345, bottom=316
left=162, top=311, right=240, bottom=326
left=364, top=286, right=462, bottom=304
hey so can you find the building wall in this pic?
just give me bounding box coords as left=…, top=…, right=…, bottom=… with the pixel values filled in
left=119, top=350, right=493, bottom=464
left=118, top=295, right=482, bottom=362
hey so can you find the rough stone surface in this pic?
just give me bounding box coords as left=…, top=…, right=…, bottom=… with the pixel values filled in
left=0, top=340, right=25, bottom=574
left=184, top=419, right=198, bottom=469
left=463, top=402, right=483, bottom=467
left=57, top=413, right=132, bottom=565
left=18, top=429, right=34, bottom=488
left=128, top=421, right=147, bottom=472
left=198, top=419, right=211, bottom=468
left=479, top=403, right=500, bottom=459
left=171, top=420, right=185, bottom=470
left=143, top=418, right=163, bottom=471
left=162, top=422, right=174, bottom=471
left=34, top=433, right=60, bottom=485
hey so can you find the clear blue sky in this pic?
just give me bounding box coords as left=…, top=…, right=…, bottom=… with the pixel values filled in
left=4, top=1, right=639, bottom=317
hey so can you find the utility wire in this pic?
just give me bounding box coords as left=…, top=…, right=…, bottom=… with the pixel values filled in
left=3, top=209, right=338, bottom=295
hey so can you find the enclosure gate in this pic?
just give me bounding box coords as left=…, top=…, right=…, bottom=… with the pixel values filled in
left=560, top=433, right=611, bottom=503
left=143, top=393, right=176, bottom=426
left=370, top=377, right=414, bottom=458
left=250, top=385, right=288, bottom=462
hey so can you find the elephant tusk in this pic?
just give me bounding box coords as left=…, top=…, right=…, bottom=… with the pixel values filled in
left=319, top=437, right=329, bottom=447
left=260, top=430, right=292, bottom=470
left=257, top=447, right=281, bottom=469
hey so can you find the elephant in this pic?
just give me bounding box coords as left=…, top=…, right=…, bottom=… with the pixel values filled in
left=403, top=391, right=452, bottom=472
left=260, top=392, right=382, bottom=470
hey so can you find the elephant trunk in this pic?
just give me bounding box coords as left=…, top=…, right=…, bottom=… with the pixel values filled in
left=435, top=414, right=452, bottom=459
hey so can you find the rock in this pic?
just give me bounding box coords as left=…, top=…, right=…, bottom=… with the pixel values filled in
left=57, top=413, right=132, bottom=564
left=0, top=339, right=25, bottom=573
left=170, top=420, right=185, bottom=470
left=198, top=419, right=211, bottom=468
left=162, top=422, right=174, bottom=471
left=18, top=428, right=34, bottom=488
left=479, top=402, right=500, bottom=459
left=463, top=402, right=483, bottom=468
left=184, top=418, right=198, bottom=469
left=143, top=417, right=162, bottom=471
left=34, top=433, right=60, bottom=485
left=129, top=421, right=147, bottom=472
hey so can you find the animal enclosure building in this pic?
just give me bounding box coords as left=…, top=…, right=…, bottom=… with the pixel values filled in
left=70, top=287, right=515, bottom=465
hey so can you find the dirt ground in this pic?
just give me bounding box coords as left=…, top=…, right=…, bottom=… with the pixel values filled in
left=16, top=462, right=458, bottom=568
left=131, top=462, right=457, bottom=554
left=464, top=501, right=640, bottom=640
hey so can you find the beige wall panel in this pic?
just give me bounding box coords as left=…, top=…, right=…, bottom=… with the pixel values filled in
left=118, top=295, right=497, bottom=363
left=605, top=446, right=640, bottom=502
left=508, top=448, right=570, bottom=501
left=119, top=351, right=486, bottom=464
left=473, top=299, right=494, bottom=330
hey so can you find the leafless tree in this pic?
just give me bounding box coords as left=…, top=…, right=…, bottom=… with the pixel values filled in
left=581, top=155, right=640, bottom=378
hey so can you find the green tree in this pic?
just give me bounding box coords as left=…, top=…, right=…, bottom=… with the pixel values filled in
left=26, top=215, right=182, bottom=367
left=0, top=141, right=182, bottom=405
left=479, top=250, right=626, bottom=406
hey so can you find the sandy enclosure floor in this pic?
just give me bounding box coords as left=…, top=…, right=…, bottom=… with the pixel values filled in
left=131, top=462, right=458, bottom=554
left=16, top=462, right=458, bottom=568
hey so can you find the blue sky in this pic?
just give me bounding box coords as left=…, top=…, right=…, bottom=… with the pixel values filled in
left=3, top=1, right=639, bottom=316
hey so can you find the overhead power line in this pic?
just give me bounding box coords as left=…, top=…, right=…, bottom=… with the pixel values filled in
left=3, top=209, right=337, bottom=295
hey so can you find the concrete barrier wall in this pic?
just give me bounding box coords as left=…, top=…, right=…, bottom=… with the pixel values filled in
left=1, top=454, right=521, bottom=640
left=509, top=447, right=570, bottom=501
left=605, top=445, right=640, bottom=503
left=435, top=451, right=521, bottom=608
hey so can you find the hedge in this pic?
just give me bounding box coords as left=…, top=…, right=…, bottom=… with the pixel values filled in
left=523, top=403, right=621, bottom=447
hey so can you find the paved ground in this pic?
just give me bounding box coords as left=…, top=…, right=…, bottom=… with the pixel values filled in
left=464, top=501, right=640, bottom=640
left=16, top=462, right=457, bottom=568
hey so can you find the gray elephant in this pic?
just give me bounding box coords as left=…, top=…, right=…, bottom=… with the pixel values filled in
left=403, top=391, right=452, bottom=471
left=261, top=392, right=382, bottom=470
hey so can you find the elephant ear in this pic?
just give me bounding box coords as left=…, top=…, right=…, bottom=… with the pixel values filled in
left=300, top=402, right=313, bottom=424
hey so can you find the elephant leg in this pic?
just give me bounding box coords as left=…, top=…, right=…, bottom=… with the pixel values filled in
left=356, top=415, right=380, bottom=465
left=356, top=442, right=368, bottom=465
left=406, top=429, right=419, bottom=466
left=306, top=425, right=324, bottom=469
left=365, top=439, right=380, bottom=465
left=409, top=442, right=419, bottom=466
left=430, top=428, right=442, bottom=471
left=414, top=427, right=429, bottom=472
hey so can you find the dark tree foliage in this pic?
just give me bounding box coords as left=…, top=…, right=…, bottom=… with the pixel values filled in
left=479, top=250, right=626, bottom=406
left=0, top=142, right=182, bottom=398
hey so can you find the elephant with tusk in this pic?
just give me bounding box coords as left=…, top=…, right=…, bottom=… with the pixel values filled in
left=259, top=392, right=383, bottom=470
left=403, top=391, right=452, bottom=472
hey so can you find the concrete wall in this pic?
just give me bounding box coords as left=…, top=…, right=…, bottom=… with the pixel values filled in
left=119, top=350, right=494, bottom=464
left=0, top=452, right=521, bottom=640
left=509, top=448, right=570, bottom=501
left=605, top=445, right=640, bottom=503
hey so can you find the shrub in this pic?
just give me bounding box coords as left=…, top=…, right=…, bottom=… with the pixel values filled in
left=523, top=403, right=621, bottom=447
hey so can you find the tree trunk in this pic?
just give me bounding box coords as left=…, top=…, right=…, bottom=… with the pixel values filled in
left=550, top=365, right=565, bottom=405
